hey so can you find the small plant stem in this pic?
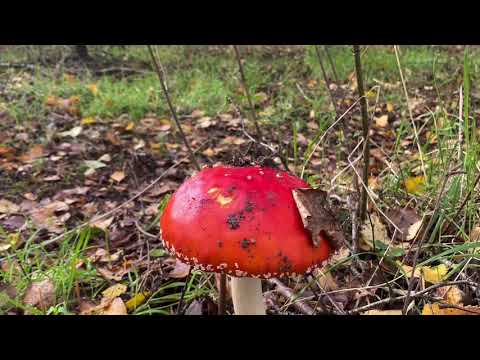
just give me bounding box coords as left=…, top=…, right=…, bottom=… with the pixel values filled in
left=232, top=45, right=263, bottom=140
left=315, top=45, right=338, bottom=116
left=324, top=46, right=339, bottom=84
left=147, top=45, right=201, bottom=171
left=176, top=266, right=192, bottom=315
left=353, top=45, right=370, bottom=222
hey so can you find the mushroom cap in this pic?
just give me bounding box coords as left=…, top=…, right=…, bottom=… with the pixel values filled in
left=160, top=166, right=332, bottom=278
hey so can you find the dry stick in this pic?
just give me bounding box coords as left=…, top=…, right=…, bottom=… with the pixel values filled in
left=268, top=278, right=315, bottom=315
left=402, top=172, right=451, bottom=314
left=315, top=45, right=338, bottom=116
left=232, top=45, right=262, bottom=139
left=348, top=280, right=478, bottom=315
left=147, top=45, right=201, bottom=172
left=323, top=46, right=339, bottom=84
left=353, top=45, right=370, bottom=222
left=394, top=45, right=427, bottom=180
left=218, top=272, right=227, bottom=315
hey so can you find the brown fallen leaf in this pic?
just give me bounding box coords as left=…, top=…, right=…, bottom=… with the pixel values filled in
left=436, top=285, right=464, bottom=306
left=19, top=144, right=46, bottom=163
left=102, top=298, right=128, bottom=315
left=292, top=188, right=345, bottom=249
left=23, top=278, right=55, bottom=312
left=30, top=201, right=70, bottom=234
left=166, top=258, right=191, bottom=278
left=387, top=208, right=422, bottom=242
left=91, top=216, right=114, bottom=231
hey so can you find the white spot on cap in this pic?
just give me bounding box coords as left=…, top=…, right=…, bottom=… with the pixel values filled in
left=246, top=175, right=252, bottom=180
left=276, top=173, right=282, bottom=178
left=234, top=262, right=239, bottom=269
left=259, top=170, right=264, bottom=175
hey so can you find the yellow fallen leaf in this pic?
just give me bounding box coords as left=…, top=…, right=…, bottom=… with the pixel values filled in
left=102, top=283, right=127, bottom=300
left=404, top=176, right=425, bottom=194
left=375, top=114, right=389, bottom=128
left=437, top=285, right=464, bottom=306
left=150, top=143, right=163, bottom=151
left=423, top=303, right=480, bottom=315
left=125, top=122, right=135, bottom=131
left=125, top=291, right=150, bottom=311
left=45, top=96, right=60, bottom=107
left=397, top=262, right=422, bottom=279
left=386, top=102, right=394, bottom=113
left=88, top=83, right=98, bottom=95
left=81, top=117, right=96, bottom=125
left=421, top=264, right=448, bottom=284
left=110, top=171, right=126, bottom=183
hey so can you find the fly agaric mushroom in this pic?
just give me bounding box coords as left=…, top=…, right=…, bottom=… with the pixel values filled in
left=160, top=166, right=333, bottom=315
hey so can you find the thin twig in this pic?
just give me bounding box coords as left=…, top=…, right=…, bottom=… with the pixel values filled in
left=315, top=45, right=338, bottom=116
left=232, top=45, right=262, bottom=139
left=268, top=278, right=315, bottom=315
left=147, top=45, right=201, bottom=171
left=353, top=45, right=370, bottom=222
left=218, top=273, right=227, bottom=315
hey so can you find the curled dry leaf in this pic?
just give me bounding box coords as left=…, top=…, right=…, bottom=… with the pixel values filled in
left=166, top=258, right=191, bottom=279
left=23, top=278, right=55, bottom=311
left=91, top=216, right=114, bottom=231
left=292, top=188, right=345, bottom=249
left=386, top=208, right=422, bottom=242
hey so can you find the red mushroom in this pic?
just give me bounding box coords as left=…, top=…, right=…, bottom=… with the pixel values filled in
left=160, top=166, right=333, bottom=314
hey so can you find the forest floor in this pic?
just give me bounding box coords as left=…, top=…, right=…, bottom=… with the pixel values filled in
left=0, top=45, right=480, bottom=315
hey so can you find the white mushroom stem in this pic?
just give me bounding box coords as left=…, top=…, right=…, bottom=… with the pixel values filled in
left=230, top=277, right=266, bottom=315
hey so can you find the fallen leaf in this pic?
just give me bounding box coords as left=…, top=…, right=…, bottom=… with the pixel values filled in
left=421, top=264, right=448, bottom=284
left=422, top=303, right=480, bottom=315
left=106, top=130, right=121, bottom=145
left=81, top=117, right=96, bottom=125
left=292, top=188, right=345, bottom=249
left=30, top=201, right=70, bottom=233
left=202, top=148, right=216, bottom=157
left=167, top=258, right=191, bottom=278
left=19, top=144, right=45, bottom=163
left=84, top=160, right=106, bottom=170
left=125, top=292, right=150, bottom=311
left=102, top=284, right=127, bottom=299
left=125, top=122, right=135, bottom=131
left=91, top=216, right=114, bottom=231
left=59, top=126, right=83, bottom=138
left=386, top=103, right=394, bottom=113
left=23, top=279, right=55, bottom=311
left=436, top=285, right=464, bottom=306
left=110, top=171, right=126, bottom=183
left=404, top=176, right=425, bottom=194
left=386, top=208, right=422, bottom=242
left=0, top=199, right=20, bottom=214
left=362, top=309, right=402, bottom=315
left=375, top=114, right=389, bottom=128
left=197, top=117, right=213, bottom=129
left=44, top=175, right=61, bottom=182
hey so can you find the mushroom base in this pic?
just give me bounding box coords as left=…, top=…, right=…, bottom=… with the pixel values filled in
left=230, top=277, right=266, bottom=315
